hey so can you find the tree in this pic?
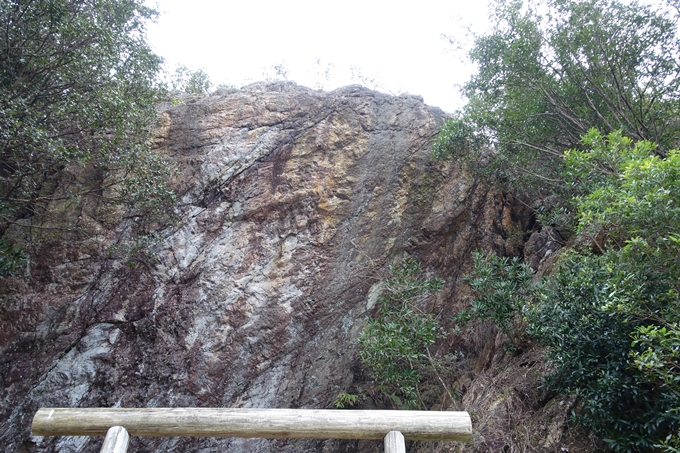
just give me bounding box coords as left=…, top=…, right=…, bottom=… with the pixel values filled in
left=169, top=65, right=212, bottom=94
left=434, top=0, right=680, bottom=199
left=525, top=133, right=680, bottom=448
left=0, top=0, right=176, bottom=274
left=436, top=0, right=680, bottom=448
left=461, top=131, right=680, bottom=451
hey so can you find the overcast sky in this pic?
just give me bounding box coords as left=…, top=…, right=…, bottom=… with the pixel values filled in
left=145, top=1, right=490, bottom=113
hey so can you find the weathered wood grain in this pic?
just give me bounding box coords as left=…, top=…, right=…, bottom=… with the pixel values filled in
left=32, top=408, right=472, bottom=441
left=384, top=430, right=406, bottom=453
left=99, top=426, right=129, bottom=453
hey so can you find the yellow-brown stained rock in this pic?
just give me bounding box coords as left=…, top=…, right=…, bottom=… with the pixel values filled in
left=0, top=82, right=531, bottom=453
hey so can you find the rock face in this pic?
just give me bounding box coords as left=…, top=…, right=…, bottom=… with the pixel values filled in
left=0, top=83, right=530, bottom=453
left=524, top=226, right=564, bottom=272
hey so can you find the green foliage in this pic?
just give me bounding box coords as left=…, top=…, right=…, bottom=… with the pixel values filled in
left=431, top=114, right=486, bottom=162
left=461, top=131, right=680, bottom=450
left=562, top=129, right=655, bottom=197
left=436, top=0, right=680, bottom=446
left=631, top=323, right=680, bottom=451
left=575, top=134, right=680, bottom=249
left=169, top=65, right=213, bottom=94
left=435, top=0, right=680, bottom=198
left=457, top=250, right=539, bottom=339
left=0, top=0, right=177, bottom=271
left=659, top=433, right=680, bottom=453
left=632, top=324, right=680, bottom=393
left=526, top=251, right=679, bottom=452
left=358, top=259, right=444, bottom=408
left=333, top=392, right=359, bottom=409
left=535, top=132, right=679, bottom=451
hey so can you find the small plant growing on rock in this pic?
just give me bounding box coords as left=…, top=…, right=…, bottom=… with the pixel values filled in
left=333, top=392, right=360, bottom=409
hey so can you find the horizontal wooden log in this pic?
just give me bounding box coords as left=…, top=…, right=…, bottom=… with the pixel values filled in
left=32, top=408, right=471, bottom=441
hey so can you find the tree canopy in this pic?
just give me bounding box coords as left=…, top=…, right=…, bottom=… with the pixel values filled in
left=434, top=0, right=680, bottom=198
left=169, top=65, right=213, bottom=95
left=436, top=0, right=680, bottom=450
left=0, top=0, right=176, bottom=274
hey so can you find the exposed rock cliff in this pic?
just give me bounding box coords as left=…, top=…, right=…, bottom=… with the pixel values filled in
left=1, top=83, right=538, bottom=452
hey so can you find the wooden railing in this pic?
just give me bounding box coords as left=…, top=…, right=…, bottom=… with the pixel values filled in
left=32, top=408, right=472, bottom=453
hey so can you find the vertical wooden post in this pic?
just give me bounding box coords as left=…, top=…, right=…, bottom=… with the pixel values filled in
left=99, top=426, right=129, bottom=453
left=384, top=430, right=406, bottom=453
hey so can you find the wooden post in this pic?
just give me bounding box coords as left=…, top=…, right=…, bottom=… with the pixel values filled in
left=32, top=408, right=472, bottom=441
left=99, top=426, right=129, bottom=453
left=384, top=430, right=406, bottom=453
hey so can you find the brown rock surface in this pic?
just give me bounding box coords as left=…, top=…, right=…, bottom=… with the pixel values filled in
left=1, top=82, right=532, bottom=452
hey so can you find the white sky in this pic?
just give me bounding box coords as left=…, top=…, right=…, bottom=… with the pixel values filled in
left=145, top=1, right=490, bottom=113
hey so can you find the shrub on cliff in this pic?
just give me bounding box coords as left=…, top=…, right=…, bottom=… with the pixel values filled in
left=359, top=259, right=444, bottom=408
left=0, top=0, right=176, bottom=274
left=436, top=0, right=680, bottom=447
left=168, top=65, right=213, bottom=95
left=460, top=131, right=680, bottom=451
left=456, top=250, right=541, bottom=343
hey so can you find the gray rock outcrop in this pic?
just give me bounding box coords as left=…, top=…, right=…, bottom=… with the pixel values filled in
left=0, top=82, right=530, bottom=452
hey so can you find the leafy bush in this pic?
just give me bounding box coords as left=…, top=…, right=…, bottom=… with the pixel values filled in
left=631, top=324, right=680, bottom=452
left=539, top=132, right=680, bottom=451
left=358, top=259, right=444, bottom=408
left=461, top=130, right=680, bottom=451
left=431, top=115, right=486, bottom=162
left=526, top=250, right=679, bottom=452
left=457, top=250, right=540, bottom=340
left=168, top=65, right=213, bottom=94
